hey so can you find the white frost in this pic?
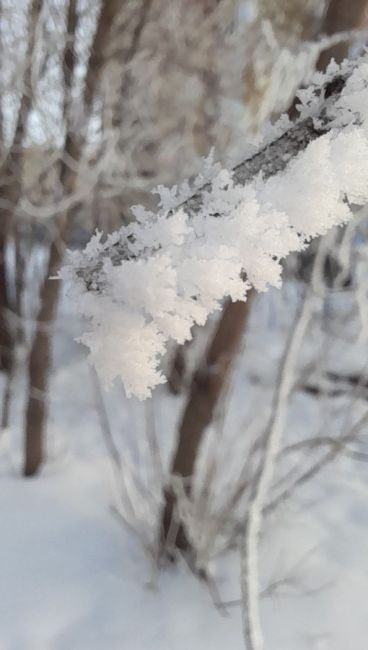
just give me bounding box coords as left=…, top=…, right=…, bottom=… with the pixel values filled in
left=61, top=55, right=368, bottom=399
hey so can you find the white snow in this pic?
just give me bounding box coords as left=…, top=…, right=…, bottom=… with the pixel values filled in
left=61, top=54, right=368, bottom=399
left=1, top=279, right=368, bottom=650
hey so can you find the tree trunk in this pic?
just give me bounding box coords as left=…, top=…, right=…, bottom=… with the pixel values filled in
left=167, top=340, right=192, bottom=395
left=0, top=231, right=12, bottom=373
left=22, top=0, right=120, bottom=475
left=0, top=0, right=42, bottom=364
left=23, top=237, right=65, bottom=476
left=23, top=0, right=79, bottom=476
left=162, top=291, right=255, bottom=551
left=318, top=0, right=368, bottom=69
left=161, top=0, right=368, bottom=551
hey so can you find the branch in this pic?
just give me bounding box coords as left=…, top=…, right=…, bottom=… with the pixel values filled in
left=264, top=407, right=368, bottom=516
left=74, top=59, right=356, bottom=284
left=60, top=53, right=368, bottom=399
left=240, top=275, right=316, bottom=650
left=183, top=89, right=342, bottom=214
left=167, top=64, right=357, bottom=214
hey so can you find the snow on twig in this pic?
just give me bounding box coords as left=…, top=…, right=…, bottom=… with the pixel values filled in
left=239, top=237, right=329, bottom=650
left=61, top=55, right=368, bottom=399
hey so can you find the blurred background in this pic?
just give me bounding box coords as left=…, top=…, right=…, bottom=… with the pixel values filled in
left=1, top=1, right=368, bottom=649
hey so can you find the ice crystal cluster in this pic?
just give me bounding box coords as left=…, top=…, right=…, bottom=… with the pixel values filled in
left=61, top=56, right=368, bottom=399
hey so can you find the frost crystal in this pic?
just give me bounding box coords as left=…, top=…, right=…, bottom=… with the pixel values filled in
left=60, top=55, right=368, bottom=399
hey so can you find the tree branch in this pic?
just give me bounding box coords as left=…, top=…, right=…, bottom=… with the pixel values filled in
left=184, top=76, right=347, bottom=214
left=73, top=61, right=353, bottom=288
left=60, top=52, right=368, bottom=399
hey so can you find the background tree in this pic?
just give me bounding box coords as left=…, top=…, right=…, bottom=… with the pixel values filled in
left=161, top=0, right=368, bottom=555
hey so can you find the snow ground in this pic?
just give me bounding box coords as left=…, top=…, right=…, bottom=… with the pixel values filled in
left=0, top=283, right=368, bottom=650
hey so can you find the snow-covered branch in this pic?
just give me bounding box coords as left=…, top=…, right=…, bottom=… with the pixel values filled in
left=61, top=54, right=368, bottom=399
left=240, top=235, right=326, bottom=650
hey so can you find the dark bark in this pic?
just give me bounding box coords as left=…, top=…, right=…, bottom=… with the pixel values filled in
left=23, top=0, right=130, bottom=474
left=167, top=340, right=192, bottom=395
left=159, top=59, right=355, bottom=554
left=162, top=292, right=255, bottom=551
left=23, top=0, right=79, bottom=476
left=296, top=0, right=368, bottom=284
left=319, top=0, right=368, bottom=69
left=0, top=1, right=42, bottom=377
left=84, top=0, right=123, bottom=111
left=160, top=2, right=368, bottom=553
left=23, top=239, right=64, bottom=476
left=0, top=231, right=12, bottom=373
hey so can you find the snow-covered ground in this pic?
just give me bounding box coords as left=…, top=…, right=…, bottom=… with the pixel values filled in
left=1, top=452, right=367, bottom=650
left=1, top=282, right=368, bottom=650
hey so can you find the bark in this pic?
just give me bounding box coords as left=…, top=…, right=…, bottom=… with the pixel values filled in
left=167, top=341, right=191, bottom=395
left=319, top=0, right=368, bottom=69
left=23, top=0, right=78, bottom=476
left=162, top=292, right=255, bottom=550
left=23, top=0, right=124, bottom=475
left=23, top=236, right=65, bottom=476
left=0, top=230, right=12, bottom=373
left=78, top=63, right=354, bottom=290
left=84, top=0, right=122, bottom=111
left=13, top=233, right=26, bottom=342
left=0, top=0, right=42, bottom=381
left=160, top=3, right=368, bottom=553
left=85, top=0, right=153, bottom=118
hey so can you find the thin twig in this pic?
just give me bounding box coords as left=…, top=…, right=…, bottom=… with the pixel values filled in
left=240, top=238, right=328, bottom=650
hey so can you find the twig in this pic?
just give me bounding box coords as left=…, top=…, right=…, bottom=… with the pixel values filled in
left=74, top=57, right=362, bottom=287
left=265, top=407, right=368, bottom=516
left=89, top=364, right=121, bottom=472
left=240, top=239, right=328, bottom=650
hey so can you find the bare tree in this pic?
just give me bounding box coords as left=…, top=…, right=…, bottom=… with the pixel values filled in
left=23, top=0, right=80, bottom=476
left=22, top=0, right=162, bottom=475
left=162, top=294, right=255, bottom=550
left=0, top=0, right=43, bottom=423
left=319, top=0, right=368, bottom=68
left=157, top=0, right=368, bottom=559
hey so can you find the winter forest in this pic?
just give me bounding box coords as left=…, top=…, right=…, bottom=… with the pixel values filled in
left=1, top=0, right=368, bottom=648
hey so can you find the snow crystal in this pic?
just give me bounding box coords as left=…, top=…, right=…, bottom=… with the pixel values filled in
left=60, top=54, right=368, bottom=399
